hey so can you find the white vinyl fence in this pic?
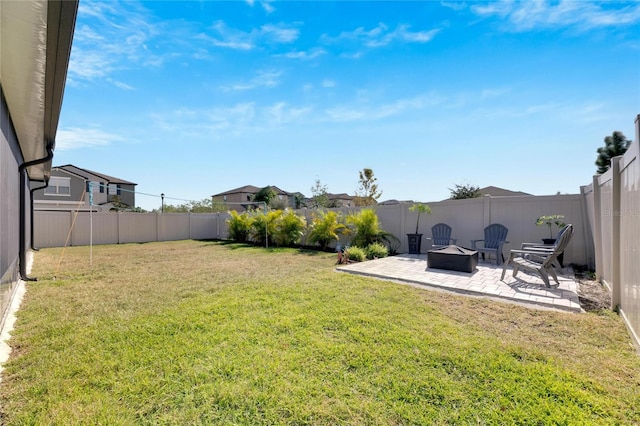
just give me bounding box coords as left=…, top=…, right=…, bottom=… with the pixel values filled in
left=35, top=194, right=592, bottom=267
left=34, top=212, right=229, bottom=247
left=581, top=114, right=640, bottom=352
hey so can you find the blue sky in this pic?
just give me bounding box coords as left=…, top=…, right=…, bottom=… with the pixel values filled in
left=55, top=0, right=640, bottom=211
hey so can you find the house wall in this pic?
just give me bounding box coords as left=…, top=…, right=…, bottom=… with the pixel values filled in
left=0, top=88, right=24, bottom=328
left=115, top=183, right=136, bottom=207
left=32, top=169, right=87, bottom=209
left=213, top=191, right=262, bottom=211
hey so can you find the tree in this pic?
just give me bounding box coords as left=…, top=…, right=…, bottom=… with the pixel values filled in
left=310, top=178, right=330, bottom=208
left=254, top=186, right=278, bottom=207
left=595, top=131, right=631, bottom=174
left=449, top=184, right=481, bottom=200
left=355, top=168, right=382, bottom=206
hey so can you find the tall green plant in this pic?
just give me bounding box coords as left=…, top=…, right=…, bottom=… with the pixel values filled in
left=408, top=203, right=431, bottom=234
left=273, top=209, right=307, bottom=247
left=346, top=209, right=396, bottom=248
left=250, top=210, right=280, bottom=246
left=227, top=210, right=253, bottom=242
left=307, top=210, right=346, bottom=250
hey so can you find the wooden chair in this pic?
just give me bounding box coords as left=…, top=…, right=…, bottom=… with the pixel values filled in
left=501, top=224, right=574, bottom=288
left=430, top=223, right=457, bottom=248
left=471, top=223, right=509, bottom=265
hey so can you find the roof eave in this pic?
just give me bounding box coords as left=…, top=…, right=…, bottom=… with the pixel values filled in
left=1, top=0, right=78, bottom=182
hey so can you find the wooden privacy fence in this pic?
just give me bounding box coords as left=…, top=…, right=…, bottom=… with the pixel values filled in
left=581, top=114, right=640, bottom=352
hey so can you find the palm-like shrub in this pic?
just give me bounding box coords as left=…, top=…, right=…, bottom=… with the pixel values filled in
left=307, top=210, right=346, bottom=250
left=250, top=210, right=280, bottom=246
left=346, top=209, right=394, bottom=248
left=227, top=210, right=253, bottom=242
left=273, top=209, right=307, bottom=247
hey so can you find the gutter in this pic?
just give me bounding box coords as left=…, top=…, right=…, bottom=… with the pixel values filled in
left=18, top=141, right=54, bottom=281
left=29, top=178, right=50, bottom=251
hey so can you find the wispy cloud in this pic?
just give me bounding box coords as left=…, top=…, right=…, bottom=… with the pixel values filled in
left=204, top=20, right=300, bottom=50
left=245, top=0, right=275, bottom=13
left=278, top=47, right=327, bottom=60
left=56, top=127, right=127, bottom=150
left=440, top=2, right=467, bottom=12
left=68, top=2, right=164, bottom=84
left=261, top=24, right=299, bottom=43
left=324, top=96, right=429, bottom=123
left=323, top=23, right=440, bottom=49
left=221, top=70, right=283, bottom=91
left=207, top=21, right=255, bottom=50
left=471, top=0, right=640, bottom=32
left=267, top=102, right=312, bottom=125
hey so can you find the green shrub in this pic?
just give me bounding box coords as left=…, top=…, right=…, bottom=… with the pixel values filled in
left=365, top=242, right=388, bottom=259
left=307, top=210, right=346, bottom=250
left=344, top=246, right=366, bottom=262
left=346, top=209, right=398, bottom=249
left=227, top=210, right=253, bottom=242
left=249, top=210, right=280, bottom=246
left=273, top=209, right=307, bottom=247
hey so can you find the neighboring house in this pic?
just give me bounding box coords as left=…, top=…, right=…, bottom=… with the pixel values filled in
left=212, top=185, right=298, bottom=211
left=0, top=0, right=78, bottom=325
left=327, top=193, right=354, bottom=207
left=478, top=186, right=532, bottom=197
left=32, top=165, right=137, bottom=211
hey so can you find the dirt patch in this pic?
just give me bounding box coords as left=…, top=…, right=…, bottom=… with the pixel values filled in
left=574, top=269, right=611, bottom=312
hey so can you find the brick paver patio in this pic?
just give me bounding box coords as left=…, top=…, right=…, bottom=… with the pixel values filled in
left=337, top=254, right=582, bottom=313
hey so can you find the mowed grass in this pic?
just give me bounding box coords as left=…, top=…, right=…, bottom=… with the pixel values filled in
left=1, top=240, right=639, bottom=425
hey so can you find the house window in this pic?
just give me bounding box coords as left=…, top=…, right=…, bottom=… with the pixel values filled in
left=45, top=177, right=71, bottom=196
left=99, top=182, right=105, bottom=193
left=108, top=184, right=118, bottom=195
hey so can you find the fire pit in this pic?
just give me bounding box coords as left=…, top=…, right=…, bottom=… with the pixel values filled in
left=427, top=245, right=478, bottom=273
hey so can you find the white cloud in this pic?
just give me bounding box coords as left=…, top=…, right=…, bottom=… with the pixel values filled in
left=279, top=48, right=327, bottom=60
left=56, top=127, right=126, bottom=150
left=267, top=102, right=312, bottom=124
left=322, top=79, right=336, bottom=88
left=208, top=21, right=255, bottom=50
left=471, top=0, right=640, bottom=32
left=68, top=3, right=165, bottom=83
left=440, top=2, right=467, bottom=12
left=325, top=23, right=440, bottom=49
left=324, top=96, right=428, bottom=123
left=261, top=24, right=299, bottom=43
left=261, top=1, right=275, bottom=14
left=221, top=70, right=283, bottom=91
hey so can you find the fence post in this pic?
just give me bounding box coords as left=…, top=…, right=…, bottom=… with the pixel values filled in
left=156, top=212, right=160, bottom=242
left=611, top=156, right=622, bottom=310
left=483, top=194, right=491, bottom=228
left=592, top=176, right=603, bottom=283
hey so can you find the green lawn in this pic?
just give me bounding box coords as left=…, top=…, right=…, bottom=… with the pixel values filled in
left=1, top=240, right=638, bottom=425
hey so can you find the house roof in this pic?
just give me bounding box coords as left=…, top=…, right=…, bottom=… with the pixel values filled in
left=54, top=164, right=137, bottom=185
left=1, top=0, right=78, bottom=182
left=212, top=185, right=291, bottom=197
left=327, top=193, right=353, bottom=200
left=479, top=186, right=532, bottom=197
